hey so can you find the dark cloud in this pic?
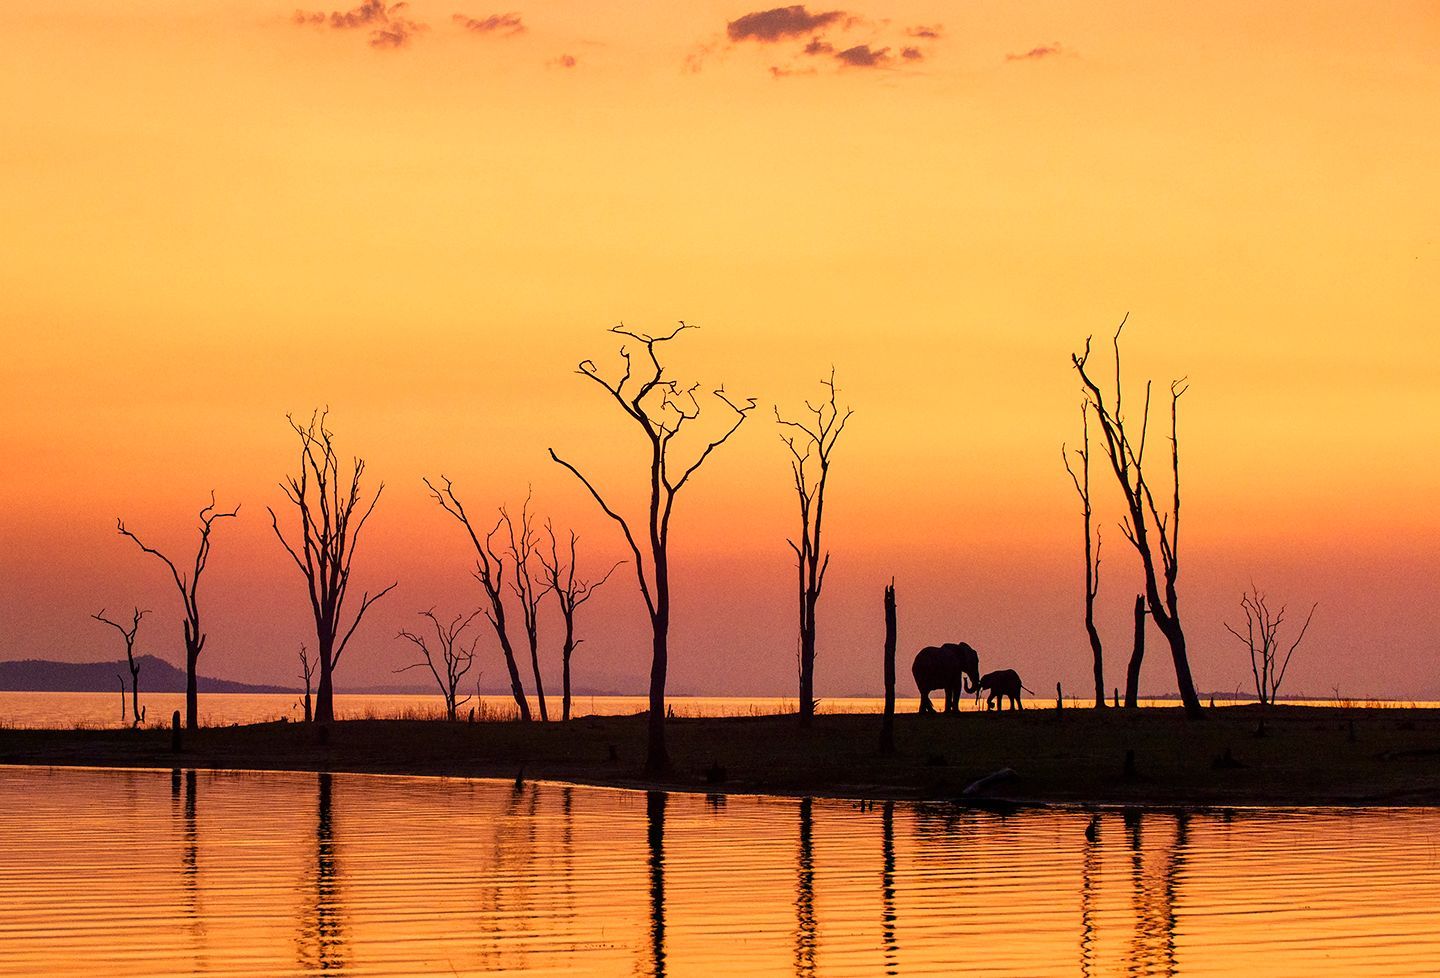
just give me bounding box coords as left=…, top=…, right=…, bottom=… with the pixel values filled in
left=370, top=17, right=425, bottom=47
left=906, top=24, right=942, bottom=39
left=900, top=46, right=922, bottom=61
left=802, top=37, right=834, bottom=55
left=834, top=43, right=888, bottom=68
left=727, top=5, right=847, bottom=43
left=293, top=0, right=427, bottom=48
left=551, top=53, right=577, bottom=68
left=452, top=12, right=525, bottom=35
left=1006, top=42, right=1063, bottom=61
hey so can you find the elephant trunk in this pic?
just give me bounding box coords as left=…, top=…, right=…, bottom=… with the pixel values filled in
left=963, top=669, right=978, bottom=694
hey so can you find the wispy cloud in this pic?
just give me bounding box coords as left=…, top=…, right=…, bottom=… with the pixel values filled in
left=834, top=43, right=888, bottom=68
left=452, top=12, right=525, bottom=35
left=698, top=5, right=937, bottom=77
left=293, top=0, right=427, bottom=48
left=727, top=5, right=847, bottom=43
left=1006, top=42, right=1063, bottom=62
left=550, top=53, right=577, bottom=68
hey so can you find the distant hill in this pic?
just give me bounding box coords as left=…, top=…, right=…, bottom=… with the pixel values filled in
left=0, top=656, right=294, bottom=694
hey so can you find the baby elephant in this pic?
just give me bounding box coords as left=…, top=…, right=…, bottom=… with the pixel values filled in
left=975, top=669, right=1033, bottom=711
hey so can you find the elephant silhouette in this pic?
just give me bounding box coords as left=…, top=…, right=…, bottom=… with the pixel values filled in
left=975, top=669, right=1033, bottom=711
left=912, top=643, right=981, bottom=714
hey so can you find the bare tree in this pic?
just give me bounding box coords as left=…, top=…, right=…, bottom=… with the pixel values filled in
left=550, top=323, right=755, bottom=773
left=1062, top=403, right=1106, bottom=709
left=1125, top=594, right=1146, bottom=708
left=538, top=521, right=622, bottom=722
left=118, top=494, right=238, bottom=730
left=776, top=369, right=853, bottom=726
left=878, top=581, right=896, bottom=755
left=269, top=411, right=396, bottom=724
left=298, top=644, right=316, bottom=723
left=93, top=607, right=148, bottom=727
left=1072, top=317, right=1204, bottom=719
left=424, top=476, right=533, bottom=722
left=1224, top=587, right=1317, bottom=706
left=396, top=608, right=482, bottom=721
left=504, top=496, right=554, bottom=721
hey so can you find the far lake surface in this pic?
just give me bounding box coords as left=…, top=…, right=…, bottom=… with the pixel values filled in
left=2, top=766, right=1438, bottom=976
left=2, top=691, right=1422, bottom=729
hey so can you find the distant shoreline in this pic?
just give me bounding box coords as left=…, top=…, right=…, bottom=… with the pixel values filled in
left=3, top=705, right=1438, bottom=807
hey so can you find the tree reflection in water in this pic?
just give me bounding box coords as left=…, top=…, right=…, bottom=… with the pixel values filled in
left=880, top=800, right=898, bottom=976
left=646, top=790, right=667, bottom=978
left=296, top=771, right=346, bottom=973
left=794, top=797, right=816, bottom=978
left=1125, top=810, right=1190, bottom=977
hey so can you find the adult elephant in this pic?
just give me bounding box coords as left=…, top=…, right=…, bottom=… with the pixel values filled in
left=912, top=642, right=981, bottom=714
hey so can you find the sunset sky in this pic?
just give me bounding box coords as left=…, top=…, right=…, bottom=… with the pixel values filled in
left=2, top=0, right=1437, bottom=699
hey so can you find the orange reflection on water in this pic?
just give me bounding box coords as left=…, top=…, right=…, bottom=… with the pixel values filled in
left=1, top=767, right=1438, bottom=976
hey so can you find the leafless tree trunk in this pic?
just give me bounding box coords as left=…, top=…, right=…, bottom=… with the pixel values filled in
left=94, top=607, right=147, bottom=728
left=298, top=644, right=315, bottom=723
left=539, top=522, right=621, bottom=722
left=879, top=581, right=896, bottom=755
left=424, top=477, right=533, bottom=722
left=118, top=495, right=237, bottom=730
left=1224, top=587, right=1317, bottom=705
left=396, top=608, right=482, bottom=720
left=1126, top=594, right=1146, bottom=708
left=776, top=370, right=853, bottom=727
left=1072, top=318, right=1204, bottom=719
left=1063, top=404, right=1106, bottom=709
left=504, top=496, right=553, bottom=721
left=269, top=411, right=396, bottom=725
left=550, top=323, right=755, bottom=774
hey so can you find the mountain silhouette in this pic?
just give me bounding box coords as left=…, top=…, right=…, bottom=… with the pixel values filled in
left=0, top=656, right=293, bottom=694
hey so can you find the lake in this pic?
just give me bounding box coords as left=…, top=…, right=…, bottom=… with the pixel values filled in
left=3, top=691, right=1406, bottom=729
left=1, top=766, right=1437, bottom=976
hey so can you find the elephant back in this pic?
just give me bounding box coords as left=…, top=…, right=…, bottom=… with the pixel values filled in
left=911, top=644, right=965, bottom=687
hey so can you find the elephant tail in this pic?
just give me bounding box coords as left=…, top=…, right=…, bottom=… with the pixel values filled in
left=1021, top=684, right=1035, bottom=694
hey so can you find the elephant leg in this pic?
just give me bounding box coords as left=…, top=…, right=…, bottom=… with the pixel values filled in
left=944, top=689, right=957, bottom=713
left=919, top=690, right=934, bottom=714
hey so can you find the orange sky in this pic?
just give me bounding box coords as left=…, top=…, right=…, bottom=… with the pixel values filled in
left=1, top=1, right=1437, bottom=697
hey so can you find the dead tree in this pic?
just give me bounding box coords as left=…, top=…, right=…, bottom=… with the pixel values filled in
left=94, top=607, right=147, bottom=727
left=269, top=411, right=396, bottom=725
left=396, top=608, right=482, bottom=721
left=1072, top=317, right=1204, bottom=719
left=298, top=644, right=316, bottom=723
left=776, top=369, right=853, bottom=726
left=1125, top=595, right=1146, bottom=708
left=424, top=477, right=533, bottom=722
left=504, top=495, right=553, bottom=721
left=538, top=521, right=621, bottom=722
left=1224, top=587, right=1317, bottom=706
left=879, top=581, right=896, bottom=755
left=550, top=323, right=755, bottom=774
left=1062, top=403, right=1106, bottom=709
left=118, top=494, right=238, bottom=730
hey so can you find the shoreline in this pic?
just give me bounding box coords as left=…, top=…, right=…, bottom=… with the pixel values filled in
left=3, top=705, right=1438, bottom=807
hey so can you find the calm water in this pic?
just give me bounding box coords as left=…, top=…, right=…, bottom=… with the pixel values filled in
left=7, top=691, right=1409, bottom=729
left=1, top=767, right=1438, bottom=977
left=0, top=691, right=933, bottom=728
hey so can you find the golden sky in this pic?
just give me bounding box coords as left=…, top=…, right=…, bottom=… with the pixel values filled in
left=2, top=0, right=1437, bottom=697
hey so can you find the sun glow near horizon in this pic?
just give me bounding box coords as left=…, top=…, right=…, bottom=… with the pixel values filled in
left=1, top=0, right=1437, bottom=700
